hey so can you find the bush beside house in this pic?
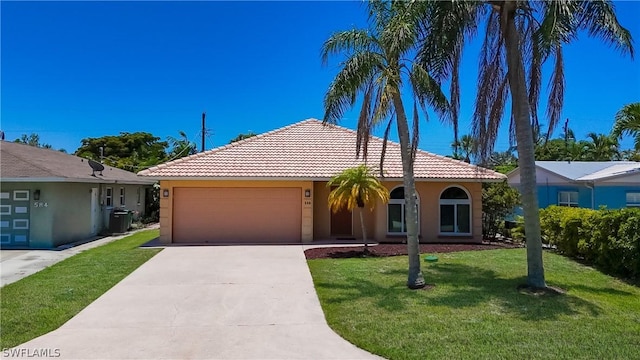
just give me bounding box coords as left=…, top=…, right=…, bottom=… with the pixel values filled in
left=540, top=206, right=640, bottom=279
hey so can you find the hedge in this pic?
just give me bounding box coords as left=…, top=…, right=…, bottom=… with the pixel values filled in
left=540, top=206, right=640, bottom=280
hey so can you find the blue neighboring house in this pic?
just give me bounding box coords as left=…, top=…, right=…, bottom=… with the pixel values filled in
left=507, top=161, right=640, bottom=209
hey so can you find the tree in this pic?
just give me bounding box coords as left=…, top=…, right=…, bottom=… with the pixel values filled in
left=327, top=165, right=390, bottom=253
left=229, top=132, right=257, bottom=144
left=482, top=181, right=520, bottom=240
left=418, top=0, right=633, bottom=289
left=14, top=133, right=53, bottom=149
left=322, top=1, right=449, bottom=288
left=75, top=132, right=169, bottom=171
left=584, top=132, right=620, bottom=161
left=167, top=131, right=197, bottom=160
left=612, top=102, right=640, bottom=151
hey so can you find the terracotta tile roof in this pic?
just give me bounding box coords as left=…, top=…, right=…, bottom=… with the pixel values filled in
left=1, top=141, right=155, bottom=184
left=138, top=119, right=505, bottom=181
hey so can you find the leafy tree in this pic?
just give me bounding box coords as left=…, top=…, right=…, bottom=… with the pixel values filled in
left=584, top=132, right=620, bottom=161
left=482, top=181, right=521, bottom=240
left=612, top=102, right=640, bottom=151
left=229, top=132, right=257, bottom=144
left=322, top=1, right=449, bottom=288
left=480, top=149, right=519, bottom=174
left=167, top=131, right=197, bottom=160
left=14, top=133, right=53, bottom=149
left=327, top=165, right=390, bottom=253
left=418, top=0, right=633, bottom=289
left=75, top=132, right=169, bottom=171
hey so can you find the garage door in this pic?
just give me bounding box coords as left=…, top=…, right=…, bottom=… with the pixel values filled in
left=172, top=187, right=302, bottom=244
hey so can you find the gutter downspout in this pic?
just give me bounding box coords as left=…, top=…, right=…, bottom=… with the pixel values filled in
left=584, top=182, right=595, bottom=209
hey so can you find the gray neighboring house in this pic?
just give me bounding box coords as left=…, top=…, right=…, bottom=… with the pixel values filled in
left=0, top=140, right=156, bottom=249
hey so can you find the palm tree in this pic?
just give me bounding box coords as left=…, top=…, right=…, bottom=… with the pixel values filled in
left=417, top=0, right=633, bottom=289
left=584, top=132, right=620, bottom=161
left=612, top=102, right=640, bottom=151
left=167, top=131, right=197, bottom=160
left=322, top=1, right=449, bottom=289
left=459, top=134, right=475, bottom=163
left=327, top=165, right=390, bottom=253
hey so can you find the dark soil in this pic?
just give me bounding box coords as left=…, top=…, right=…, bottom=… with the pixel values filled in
left=304, top=242, right=522, bottom=260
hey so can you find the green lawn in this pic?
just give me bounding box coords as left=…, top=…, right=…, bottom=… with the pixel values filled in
left=307, top=249, right=640, bottom=360
left=0, top=229, right=162, bottom=349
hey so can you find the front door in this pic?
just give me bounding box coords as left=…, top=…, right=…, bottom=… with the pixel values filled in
left=330, top=207, right=353, bottom=237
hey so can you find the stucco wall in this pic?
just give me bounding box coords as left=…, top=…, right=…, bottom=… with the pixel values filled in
left=158, top=180, right=314, bottom=244
left=314, top=180, right=483, bottom=243
left=0, top=182, right=149, bottom=248
left=536, top=184, right=640, bottom=210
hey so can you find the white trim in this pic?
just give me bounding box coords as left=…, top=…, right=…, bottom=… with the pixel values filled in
left=0, top=205, right=11, bottom=215
left=0, top=234, right=10, bottom=244
left=438, top=185, right=472, bottom=236
left=119, top=187, right=126, bottom=207
left=558, top=191, right=579, bottom=207
left=0, top=177, right=155, bottom=185
left=105, top=187, right=113, bottom=207
left=145, top=176, right=504, bottom=182
left=13, top=219, right=29, bottom=230
left=626, top=191, right=640, bottom=207
left=386, top=185, right=420, bottom=235
left=13, top=190, right=29, bottom=201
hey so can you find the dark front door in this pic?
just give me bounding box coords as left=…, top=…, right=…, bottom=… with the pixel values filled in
left=330, top=207, right=352, bottom=237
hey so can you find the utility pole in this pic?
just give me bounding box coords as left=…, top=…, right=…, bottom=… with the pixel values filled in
left=201, top=112, right=206, bottom=152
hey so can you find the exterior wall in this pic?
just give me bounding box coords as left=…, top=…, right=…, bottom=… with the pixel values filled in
left=100, top=183, right=148, bottom=222
left=0, top=182, right=149, bottom=249
left=536, top=184, right=640, bottom=209
left=314, top=180, right=483, bottom=243
left=159, top=180, right=313, bottom=244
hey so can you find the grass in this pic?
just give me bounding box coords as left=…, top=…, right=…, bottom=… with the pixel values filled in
left=0, top=229, right=161, bottom=349
left=307, top=249, right=640, bottom=360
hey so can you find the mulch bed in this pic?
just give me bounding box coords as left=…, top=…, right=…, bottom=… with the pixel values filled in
left=304, top=242, right=522, bottom=260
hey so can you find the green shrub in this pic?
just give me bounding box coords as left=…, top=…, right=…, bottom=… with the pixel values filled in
left=539, top=206, right=640, bottom=279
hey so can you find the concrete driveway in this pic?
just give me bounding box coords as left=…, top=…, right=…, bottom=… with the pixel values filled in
left=14, top=246, right=381, bottom=360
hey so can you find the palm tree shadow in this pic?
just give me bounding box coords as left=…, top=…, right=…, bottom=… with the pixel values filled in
left=315, top=262, right=604, bottom=320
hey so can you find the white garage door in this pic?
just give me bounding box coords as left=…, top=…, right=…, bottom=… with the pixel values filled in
left=172, top=187, right=301, bottom=244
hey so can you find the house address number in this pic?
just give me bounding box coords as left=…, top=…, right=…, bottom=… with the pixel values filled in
left=34, top=202, right=49, bottom=208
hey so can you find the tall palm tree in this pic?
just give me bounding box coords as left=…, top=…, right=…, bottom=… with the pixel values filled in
left=327, top=165, right=390, bottom=253
left=418, top=0, right=633, bottom=289
left=612, top=102, right=640, bottom=151
left=322, top=1, right=449, bottom=289
left=584, top=132, right=620, bottom=161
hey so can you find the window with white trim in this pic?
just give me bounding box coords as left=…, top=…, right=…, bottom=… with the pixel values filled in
left=626, top=192, right=640, bottom=207
left=119, top=187, right=126, bottom=207
left=106, top=187, right=113, bottom=207
left=558, top=191, right=579, bottom=207
left=387, top=186, right=419, bottom=234
left=439, top=186, right=471, bottom=235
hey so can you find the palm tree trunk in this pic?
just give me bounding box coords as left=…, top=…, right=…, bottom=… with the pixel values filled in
left=359, top=207, right=369, bottom=254
left=392, top=91, right=426, bottom=289
left=501, top=1, right=546, bottom=289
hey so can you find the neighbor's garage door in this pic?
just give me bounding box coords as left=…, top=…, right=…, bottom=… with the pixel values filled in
left=172, top=187, right=301, bottom=244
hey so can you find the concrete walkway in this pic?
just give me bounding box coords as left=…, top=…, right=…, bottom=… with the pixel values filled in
left=0, top=224, right=159, bottom=287
left=12, top=246, right=382, bottom=360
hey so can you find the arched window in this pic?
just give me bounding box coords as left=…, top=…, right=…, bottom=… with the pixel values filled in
left=387, top=186, right=419, bottom=234
left=439, top=186, right=471, bottom=235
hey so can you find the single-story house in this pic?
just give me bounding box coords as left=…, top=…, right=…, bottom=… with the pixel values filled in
left=0, top=140, right=156, bottom=249
left=138, top=119, right=505, bottom=245
left=507, top=161, right=640, bottom=209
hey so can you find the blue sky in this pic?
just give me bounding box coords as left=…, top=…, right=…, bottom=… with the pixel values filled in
left=2, top=1, right=639, bottom=157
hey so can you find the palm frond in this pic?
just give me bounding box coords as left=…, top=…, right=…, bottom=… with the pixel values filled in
left=545, top=46, right=565, bottom=142
left=410, top=63, right=450, bottom=121
left=578, top=0, right=634, bottom=58
left=323, top=51, right=385, bottom=125
left=321, top=29, right=378, bottom=66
